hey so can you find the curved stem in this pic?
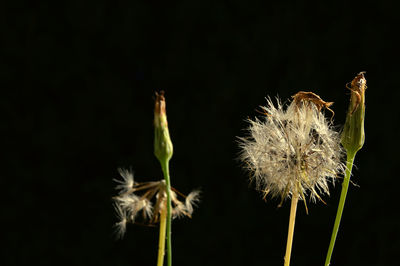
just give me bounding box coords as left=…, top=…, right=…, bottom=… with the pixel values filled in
left=157, top=208, right=167, bottom=266
left=284, top=194, right=299, bottom=266
left=161, top=160, right=172, bottom=266
left=324, top=151, right=356, bottom=266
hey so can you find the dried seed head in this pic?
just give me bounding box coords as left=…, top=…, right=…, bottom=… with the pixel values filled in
left=239, top=93, right=345, bottom=208
left=112, top=168, right=200, bottom=238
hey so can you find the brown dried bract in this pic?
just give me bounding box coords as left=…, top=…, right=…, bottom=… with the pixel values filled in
left=346, top=72, right=367, bottom=114
left=292, top=91, right=335, bottom=118
left=154, top=90, right=166, bottom=117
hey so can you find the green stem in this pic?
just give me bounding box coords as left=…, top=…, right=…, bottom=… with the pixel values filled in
left=161, top=160, right=172, bottom=266
left=325, top=151, right=356, bottom=266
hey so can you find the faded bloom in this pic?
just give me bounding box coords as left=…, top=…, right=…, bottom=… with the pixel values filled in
left=112, top=168, right=200, bottom=239
left=154, top=91, right=173, bottom=163
left=341, top=72, right=366, bottom=154
left=239, top=92, right=345, bottom=209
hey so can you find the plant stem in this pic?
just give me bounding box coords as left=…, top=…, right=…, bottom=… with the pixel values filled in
left=324, top=151, right=356, bottom=266
left=157, top=208, right=167, bottom=266
left=161, top=160, right=172, bottom=266
left=284, top=194, right=299, bottom=266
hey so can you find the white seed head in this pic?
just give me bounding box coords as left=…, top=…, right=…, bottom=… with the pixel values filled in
left=239, top=96, right=345, bottom=204
left=112, top=168, right=200, bottom=238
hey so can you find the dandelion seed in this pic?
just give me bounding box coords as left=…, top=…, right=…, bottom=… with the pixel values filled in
left=114, top=168, right=135, bottom=194
left=113, top=203, right=127, bottom=239
left=185, top=190, right=201, bottom=215
left=141, top=199, right=153, bottom=219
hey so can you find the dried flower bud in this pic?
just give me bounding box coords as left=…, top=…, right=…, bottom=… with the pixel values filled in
left=341, top=72, right=366, bottom=154
left=154, top=91, right=173, bottom=163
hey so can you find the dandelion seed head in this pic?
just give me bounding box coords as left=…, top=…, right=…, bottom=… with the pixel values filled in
left=112, top=168, right=200, bottom=237
left=239, top=95, right=345, bottom=203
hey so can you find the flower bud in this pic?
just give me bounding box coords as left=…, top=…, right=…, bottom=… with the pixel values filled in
left=154, top=91, right=173, bottom=163
left=341, top=72, right=366, bottom=154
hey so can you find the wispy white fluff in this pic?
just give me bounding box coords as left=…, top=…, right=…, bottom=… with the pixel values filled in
left=185, top=190, right=201, bottom=215
left=239, top=97, right=345, bottom=204
left=114, top=168, right=135, bottom=194
left=171, top=189, right=201, bottom=218
left=114, top=194, right=153, bottom=222
left=112, top=168, right=200, bottom=238
left=113, top=203, right=127, bottom=240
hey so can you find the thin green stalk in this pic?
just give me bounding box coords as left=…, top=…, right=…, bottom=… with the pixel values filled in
left=157, top=208, right=167, bottom=266
left=284, top=194, right=299, bottom=266
left=161, top=160, right=172, bottom=266
left=325, top=151, right=356, bottom=266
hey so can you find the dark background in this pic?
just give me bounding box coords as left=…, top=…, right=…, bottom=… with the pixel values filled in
left=3, top=0, right=400, bottom=265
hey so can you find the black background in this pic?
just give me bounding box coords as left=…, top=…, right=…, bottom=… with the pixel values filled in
left=3, top=1, right=400, bottom=265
